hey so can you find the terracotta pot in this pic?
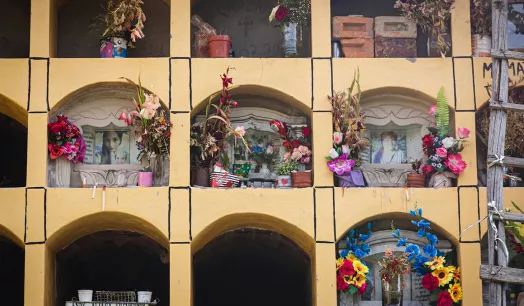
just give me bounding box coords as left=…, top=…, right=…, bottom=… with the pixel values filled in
left=407, top=173, right=426, bottom=188
left=207, top=35, right=231, bottom=58
left=192, top=167, right=209, bottom=187
left=291, top=172, right=312, bottom=188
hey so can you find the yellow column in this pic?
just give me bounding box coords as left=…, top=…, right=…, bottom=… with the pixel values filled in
left=451, top=0, right=472, bottom=57
left=25, top=244, right=53, bottom=306
left=313, top=112, right=334, bottom=187
left=26, top=113, right=49, bottom=187
left=459, top=243, right=483, bottom=306
left=171, top=0, right=191, bottom=57
left=170, top=112, right=191, bottom=186
left=455, top=112, right=478, bottom=186
left=30, top=0, right=54, bottom=57
left=311, top=0, right=332, bottom=57
left=170, top=243, right=192, bottom=306
left=315, top=188, right=335, bottom=242
left=315, top=243, right=337, bottom=306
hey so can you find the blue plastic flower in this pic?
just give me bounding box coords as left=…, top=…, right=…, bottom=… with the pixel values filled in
left=417, top=228, right=426, bottom=238
left=423, top=244, right=437, bottom=257
left=426, top=233, right=438, bottom=245
left=405, top=244, right=420, bottom=261
left=413, top=255, right=430, bottom=275
left=418, top=208, right=423, bottom=217
left=349, top=229, right=355, bottom=238
left=437, top=250, right=446, bottom=257
left=392, top=229, right=401, bottom=238
left=409, top=210, right=417, bottom=217
left=412, top=219, right=431, bottom=229
left=360, top=244, right=370, bottom=255
left=340, top=249, right=349, bottom=258
left=354, top=249, right=366, bottom=259
left=397, top=238, right=408, bottom=247
left=359, top=231, right=372, bottom=242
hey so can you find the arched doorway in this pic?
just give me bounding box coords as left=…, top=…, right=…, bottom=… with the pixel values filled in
left=0, top=235, right=24, bottom=306
left=0, top=111, right=27, bottom=187
left=193, top=228, right=312, bottom=306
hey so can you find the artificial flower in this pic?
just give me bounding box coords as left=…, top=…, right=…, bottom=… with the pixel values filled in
left=445, top=153, right=467, bottom=174
left=449, top=283, right=463, bottom=303
left=221, top=74, right=233, bottom=88
left=426, top=233, right=439, bottom=245
left=453, top=267, right=461, bottom=282
left=48, top=121, right=66, bottom=135
left=302, top=127, right=311, bottom=137
left=423, top=244, right=438, bottom=257
left=442, top=137, right=457, bottom=149
left=329, top=148, right=339, bottom=159
left=342, top=274, right=355, bottom=285
left=283, top=152, right=291, bottom=161
left=353, top=260, right=369, bottom=275
left=336, top=257, right=345, bottom=270
left=144, top=93, right=161, bottom=110
left=336, top=274, right=349, bottom=291
left=422, top=273, right=439, bottom=291
left=275, top=5, right=288, bottom=22
left=268, top=5, right=279, bottom=22
left=346, top=253, right=358, bottom=262
left=48, top=144, right=63, bottom=159
left=333, top=132, right=344, bottom=144
left=413, top=255, right=430, bottom=275
left=405, top=244, right=420, bottom=261
left=436, top=147, right=448, bottom=158
left=429, top=105, right=437, bottom=115
left=266, top=145, right=274, bottom=154
left=291, top=150, right=302, bottom=161
left=426, top=256, right=445, bottom=271
left=384, top=248, right=393, bottom=257
left=119, top=111, right=132, bottom=125
left=130, top=27, right=144, bottom=42
left=422, top=164, right=434, bottom=175
left=353, top=272, right=366, bottom=287
left=342, top=144, right=350, bottom=154
left=298, top=145, right=309, bottom=155
left=327, top=154, right=355, bottom=175
left=397, top=238, right=408, bottom=247
left=339, top=260, right=355, bottom=276
left=436, top=290, right=453, bottom=306
left=234, top=126, right=246, bottom=137
left=302, top=156, right=311, bottom=164
left=140, top=107, right=155, bottom=120
left=457, top=127, right=470, bottom=139
left=358, top=282, right=367, bottom=295
left=432, top=266, right=455, bottom=287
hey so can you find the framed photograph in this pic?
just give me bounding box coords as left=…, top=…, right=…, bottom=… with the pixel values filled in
left=94, top=128, right=132, bottom=165
left=370, top=130, right=407, bottom=165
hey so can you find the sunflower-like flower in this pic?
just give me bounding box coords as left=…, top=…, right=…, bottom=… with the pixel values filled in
left=425, top=256, right=445, bottom=271
left=353, top=272, right=366, bottom=287
left=343, top=274, right=355, bottom=285
left=353, top=260, right=369, bottom=275
left=448, top=282, right=463, bottom=303
left=432, top=266, right=455, bottom=287
left=336, top=258, right=345, bottom=271
left=346, top=253, right=358, bottom=262
left=453, top=267, right=461, bottom=282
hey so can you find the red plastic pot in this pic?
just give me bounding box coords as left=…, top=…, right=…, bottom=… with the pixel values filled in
left=207, top=35, right=231, bottom=58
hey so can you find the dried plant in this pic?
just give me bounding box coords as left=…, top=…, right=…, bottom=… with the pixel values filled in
left=471, top=0, right=492, bottom=37
left=95, top=0, right=146, bottom=47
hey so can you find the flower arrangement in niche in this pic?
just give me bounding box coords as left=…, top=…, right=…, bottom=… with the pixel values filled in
left=336, top=223, right=373, bottom=296
left=270, top=120, right=312, bottom=167
left=422, top=87, right=469, bottom=188
left=378, top=248, right=411, bottom=298
left=119, top=75, right=171, bottom=162
left=269, top=0, right=311, bottom=27
left=392, top=206, right=463, bottom=306
left=96, top=0, right=146, bottom=47
left=48, top=115, right=87, bottom=163
left=249, top=141, right=277, bottom=167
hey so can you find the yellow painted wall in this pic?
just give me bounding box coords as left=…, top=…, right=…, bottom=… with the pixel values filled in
left=0, top=0, right=522, bottom=305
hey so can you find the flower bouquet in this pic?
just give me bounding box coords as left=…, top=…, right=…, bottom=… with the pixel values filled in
left=249, top=142, right=276, bottom=178
left=95, top=0, right=147, bottom=58
left=118, top=75, right=171, bottom=186
left=379, top=249, right=411, bottom=306
left=326, top=69, right=368, bottom=187
left=422, top=87, right=469, bottom=188
left=392, top=207, right=463, bottom=306
left=268, top=0, right=311, bottom=57
left=336, top=223, right=373, bottom=300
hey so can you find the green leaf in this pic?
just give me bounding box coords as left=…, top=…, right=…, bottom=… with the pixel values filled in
left=325, top=156, right=333, bottom=162
left=430, top=290, right=440, bottom=301
left=349, top=285, right=358, bottom=295
left=512, top=201, right=524, bottom=214
left=436, top=86, right=450, bottom=138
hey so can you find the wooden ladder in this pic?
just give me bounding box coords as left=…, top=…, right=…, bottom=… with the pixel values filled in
left=480, top=1, right=524, bottom=305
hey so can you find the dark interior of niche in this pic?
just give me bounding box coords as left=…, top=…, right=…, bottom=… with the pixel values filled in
left=56, top=0, right=170, bottom=58
left=0, top=113, right=27, bottom=187
left=0, top=237, right=24, bottom=306
left=0, top=0, right=30, bottom=58
left=193, top=229, right=312, bottom=306
left=330, top=0, right=451, bottom=58
left=191, top=0, right=311, bottom=58
left=55, top=231, right=169, bottom=306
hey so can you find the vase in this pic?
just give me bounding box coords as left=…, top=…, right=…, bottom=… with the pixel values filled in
left=427, top=29, right=451, bottom=57
left=339, top=289, right=360, bottom=306
left=137, top=291, right=153, bottom=303
left=472, top=34, right=491, bottom=57
left=78, top=290, right=93, bottom=302
left=138, top=172, right=153, bottom=187
left=100, top=36, right=128, bottom=58
left=192, top=167, right=209, bottom=187
left=382, top=275, right=403, bottom=306
left=260, top=163, right=271, bottom=178
left=291, top=172, right=312, bottom=187
left=207, top=35, right=231, bottom=58
left=335, top=170, right=365, bottom=187
left=429, top=172, right=455, bottom=188
left=55, top=157, right=71, bottom=187
left=276, top=175, right=292, bottom=188
left=151, top=154, right=170, bottom=186
left=282, top=23, right=299, bottom=57
left=407, top=173, right=426, bottom=188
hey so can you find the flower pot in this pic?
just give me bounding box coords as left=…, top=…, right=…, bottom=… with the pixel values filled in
left=138, top=172, right=153, bottom=187
left=407, top=173, right=426, bottom=188
left=282, top=23, right=299, bottom=57
left=207, top=35, right=232, bottom=58
left=260, top=163, right=271, bottom=178
left=429, top=172, right=455, bottom=188
left=335, top=170, right=365, bottom=187
left=472, top=34, right=491, bottom=57
left=55, top=157, right=71, bottom=187
left=291, top=171, right=312, bottom=187
left=137, top=291, right=153, bottom=303
left=382, top=275, right=403, bottom=306
left=192, top=167, right=210, bottom=187
left=78, top=290, right=93, bottom=302
left=276, top=175, right=292, bottom=188
left=100, top=36, right=128, bottom=58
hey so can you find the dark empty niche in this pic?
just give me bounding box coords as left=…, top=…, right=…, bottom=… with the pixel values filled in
left=191, top=0, right=311, bottom=58
left=0, top=0, right=30, bottom=58
left=193, top=229, right=312, bottom=306
left=56, top=0, right=170, bottom=58
left=55, top=231, right=169, bottom=306
left=0, top=236, right=24, bottom=306
left=0, top=113, right=27, bottom=187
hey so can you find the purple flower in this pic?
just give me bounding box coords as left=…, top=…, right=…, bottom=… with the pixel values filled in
left=327, top=154, right=355, bottom=175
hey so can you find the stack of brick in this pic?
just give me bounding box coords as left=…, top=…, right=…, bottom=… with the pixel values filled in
left=332, top=16, right=374, bottom=58
left=374, top=16, right=417, bottom=58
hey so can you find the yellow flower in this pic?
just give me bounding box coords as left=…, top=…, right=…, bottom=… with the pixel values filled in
left=453, top=267, right=461, bottom=282
left=343, top=274, right=355, bottom=285
left=517, top=224, right=524, bottom=237
left=449, top=283, right=463, bottom=303
left=353, top=272, right=366, bottom=287
left=336, top=258, right=345, bottom=271
left=425, top=256, right=446, bottom=271
left=346, top=253, right=357, bottom=262
left=353, top=260, right=369, bottom=275
left=432, top=266, right=455, bottom=287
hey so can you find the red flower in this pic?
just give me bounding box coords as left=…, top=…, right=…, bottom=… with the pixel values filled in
left=275, top=5, right=288, bottom=22
left=282, top=141, right=291, bottom=149
left=422, top=134, right=434, bottom=154
left=48, top=144, right=63, bottom=159
left=303, top=127, right=311, bottom=137
left=358, top=282, right=367, bottom=295
left=336, top=274, right=349, bottom=291
left=291, top=139, right=301, bottom=149
left=339, top=260, right=355, bottom=276
left=57, top=115, right=68, bottom=123
left=436, top=290, right=453, bottom=306
left=422, top=273, right=439, bottom=292
left=221, top=74, right=233, bottom=88
left=48, top=121, right=67, bottom=135
left=422, top=164, right=434, bottom=175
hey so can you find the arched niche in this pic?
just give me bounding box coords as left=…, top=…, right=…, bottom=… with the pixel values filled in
left=0, top=234, right=24, bottom=306
left=54, top=0, right=170, bottom=58
left=0, top=96, right=27, bottom=187
left=191, top=0, right=311, bottom=58
left=48, top=83, right=170, bottom=188
left=0, top=0, right=30, bottom=58
left=336, top=217, right=457, bottom=305
left=358, top=87, right=455, bottom=187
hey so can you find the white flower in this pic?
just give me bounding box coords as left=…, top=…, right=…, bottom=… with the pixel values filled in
left=144, top=93, right=161, bottom=110
left=140, top=107, right=155, bottom=120
left=269, top=5, right=279, bottom=22
left=266, top=145, right=274, bottom=154
left=329, top=148, right=339, bottom=159
left=234, top=126, right=246, bottom=137
left=333, top=132, right=344, bottom=144
left=442, top=137, right=457, bottom=149
left=342, top=145, right=350, bottom=154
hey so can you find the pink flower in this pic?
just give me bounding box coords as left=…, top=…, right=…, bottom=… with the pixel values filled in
left=291, top=150, right=302, bottom=161
left=445, top=153, right=467, bottom=174
left=61, top=142, right=78, bottom=154
left=436, top=147, right=448, bottom=158
left=457, top=127, right=470, bottom=139
left=130, top=27, right=145, bottom=42
left=298, top=145, right=309, bottom=155
left=429, top=105, right=437, bottom=115
left=342, top=145, right=350, bottom=154
left=144, top=93, right=161, bottom=110
left=333, top=132, right=344, bottom=144
left=266, top=145, right=274, bottom=154
left=118, top=111, right=131, bottom=125
left=327, top=154, right=355, bottom=175
left=234, top=126, right=246, bottom=137
left=283, top=152, right=291, bottom=161
left=307, top=149, right=312, bottom=156
left=302, top=156, right=311, bottom=164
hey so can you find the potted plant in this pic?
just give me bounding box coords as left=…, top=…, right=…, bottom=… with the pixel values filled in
left=422, top=87, right=470, bottom=188
left=471, top=0, right=492, bottom=57
left=269, top=0, right=311, bottom=57
left=275, top=159, right=297, bottom=188
left=325, top=69, right=368, bottom=187
left=47, top=115, right=87, bottom=187
left=118, top=75, right=171, bottom=187
left=96, top=0, right=146, bottom=58
left=379, top=249, right=410, bottom=306
left=407, top=159, right=426, bottom=187
left=394, top=0, right=455, bottom=57
left=190, top=67, right=249, bottom=187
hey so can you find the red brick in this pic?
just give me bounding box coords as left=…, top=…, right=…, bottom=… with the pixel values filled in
left=375, top=16, right=417, bottom=39
left=332, top=16, right=374, bottom=39
left=375, top=38, right=417, bottom=58
left=340, top=38, right=374, bottom=58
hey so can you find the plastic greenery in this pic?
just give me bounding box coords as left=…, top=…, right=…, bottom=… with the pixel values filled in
left=436, top=87, right=450, bottom=139
left=276, top=159, right=297, bottom=175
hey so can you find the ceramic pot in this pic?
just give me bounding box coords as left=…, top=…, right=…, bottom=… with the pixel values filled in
left=407, top=173, right=426, bottom=188
left=282, top=22, right=299, bottom=57
left=335, top=170, right=365, bottom=187
left=291, top=171, right=312, bottom=187
left=55, top=157, right=71, bottom=187
left=100, top=36, right=128, bottom=58
left=429, top=172, right=455, bottom=188
left=259, top=163, right=271, bottom=178
left=137, top=291, right=153, bottom=303
left=276, top=175, right=292, bottom=188
left=382, top=274, right=403, bottom=306
left=207, top=35, right=232, bottom=58
left=192, top=167, right=209, bottom=187
left=138, top=172, right=153, bottom=187
left=472, top=34, right=491, bottom=57
left=77, top=290, right=93, bottom=302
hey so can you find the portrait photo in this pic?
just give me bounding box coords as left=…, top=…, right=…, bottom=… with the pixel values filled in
left=94, top=128, right=132, bottom=165
left=370, top=130, right=407, bottom=165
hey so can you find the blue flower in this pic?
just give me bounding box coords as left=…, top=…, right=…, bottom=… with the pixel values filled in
left=409, top=210, right=417, bottom=217
left=359, top=231, right=372, bottom=242
left=426, top=233, right=438, bottom=245
left=423, top=244, right=437, bottom=257
left=413, top=255, right=430, bottom=275
left=412, top=219, right=431, bottom=229
left=418, top=208, right=423, bottom=217
left=397, top=238, right=408, bottom=247
left=437, top=250, right=446, bottom=257
left=405, top=244, right=420, bottom=261
left=392, top=229, right=401, bottom=238
left=360, top=244, right=370, bottom=255
left=349, top=229, right=355, bottom=238
left=417, top=228, right=426, bottom=238
left=354, top=248, right=366, bottom=259
left=340, top=249, right=349, bottom=258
